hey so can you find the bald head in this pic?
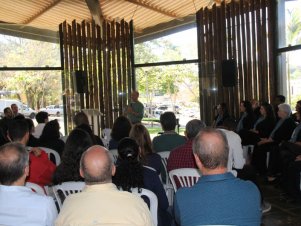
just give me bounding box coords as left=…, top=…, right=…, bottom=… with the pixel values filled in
left=193, top=128, right=229, bottom=170
left=80, top=145, right=113, bottom=185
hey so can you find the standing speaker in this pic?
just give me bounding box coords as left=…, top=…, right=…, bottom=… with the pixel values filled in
left=73, top=70, right=87, bottom=94
left=221, top=59, right=236, bottom=87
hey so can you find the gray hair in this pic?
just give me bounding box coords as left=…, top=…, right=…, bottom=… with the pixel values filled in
left=278, top=103, right=292, bottom=115
left=193, top=128, right=229, bottom=169
left=186, top=119, right=206, bottom=139
left=0, top=142, right=29, bottom=185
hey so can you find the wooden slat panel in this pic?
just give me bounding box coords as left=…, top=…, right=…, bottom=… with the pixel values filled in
left=261, top=0, right=268, bottom=101
left=81, top=21, right=89, bottom=108
left=125, top=22, right=132, bottom=105
left=116, top=22, right=123, bottom=115
left=121, top=20, right=127, bottom=109
left=91, top=20, right=99, bottom=109
left=102, top=21, right=109, bottom=127
left=106, top=22, right=113, bottom=127
left=111, top=21, right=118, bottom=120
left=245, top=1, right=252, bottom=99
left=86, top=23, right=94, bottom=109
left=251, top=0, right=258, bottom=100
left=77, top=23, right=85, bottom=109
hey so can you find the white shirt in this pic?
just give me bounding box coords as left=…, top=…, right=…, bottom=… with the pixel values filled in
left=218, top=129, right=246, bottom=176
left=0, top=185, right=57, bottom=226
left=32, top=123, right=46, bottom=138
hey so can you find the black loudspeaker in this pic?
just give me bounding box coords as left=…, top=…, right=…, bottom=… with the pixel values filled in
left=221, top=59, right=236, bottom=87
left=73, top=70, right=87, bottom=93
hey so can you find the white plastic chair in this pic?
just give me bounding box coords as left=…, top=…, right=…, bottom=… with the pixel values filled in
left=39, top=147, right=61, bottom=166
left=25, top=182, right=46, bottom=195
left=169, top=168, right=201, bottom=192
left=131, top=188, right=158, bottom=226
left=52, top=181, right=85, bottom=209
left=101, top=128, right=112, bottom=148
left=108, top=149, right=118, bottom=164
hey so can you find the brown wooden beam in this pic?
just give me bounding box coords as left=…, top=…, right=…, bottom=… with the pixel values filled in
left=23, top=0, right=63, bottom=24
left=85, top=0, right=104, bottom=25
left=124, top=0, right=180, bottom=18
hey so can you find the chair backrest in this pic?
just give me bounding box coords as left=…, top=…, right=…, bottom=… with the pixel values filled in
left=39, top=147, right=61, bottom=166
left=108, top=149, right=118, bottom=164
left=157, top=151, right=170, bottom=184
left=169, top=168, right=201, bottom=192
left=131, top=188, right=158, bottom=226
left=52, top=181, right=85, bottom=209
left=25, top=182, right=46, bottom=195
left=101, top=128, right=112, bottom=148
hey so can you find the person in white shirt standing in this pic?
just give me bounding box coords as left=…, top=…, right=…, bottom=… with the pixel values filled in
left=32, top=111, right=49, bottom=138
left=0, top=142, right=57, bottom=226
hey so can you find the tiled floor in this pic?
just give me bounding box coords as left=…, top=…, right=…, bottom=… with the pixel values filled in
left=260, top=179, right=301, bottom=226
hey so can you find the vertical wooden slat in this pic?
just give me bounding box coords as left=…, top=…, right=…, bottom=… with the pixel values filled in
left=77, top=23, right=85, bottom=109
left=240, top=0, right=248, bottom=100
left=255, top=0, right=263, bottom=101
left=107, top=23, right=113, bottom=127
left=125, top=22, right=132, bottom=105
left=87, top=23, right=94, bottom=109
left=121, top=20, right=127, bottom=109
left=91, top=20, right=99, bottom=109
left=245, top=1, right=253, bottom=99
left=111, top=22, right=118, bottom=120
left=67, top=24, right=73, bottom=129
left=251, top=0, right=258, bottom=100
left=72, top=20, right=79, bottom=112
left=116, top=22, right=123, bottom=115
left=102, top=21, right=109, bottom=127
left=261, top=0, right=268, bottom=101
left=81, top=21, right=89, bottom=108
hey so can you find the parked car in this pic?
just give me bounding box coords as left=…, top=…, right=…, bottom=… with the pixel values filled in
left=0, top=99, right=36, bottom=119
left=40, top=105, right=63, bottom=116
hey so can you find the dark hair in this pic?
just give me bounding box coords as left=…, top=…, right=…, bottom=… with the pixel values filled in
left=276, top=95, right=285, bottom=103
left=53, top=129, right=94, bottom=184
left=185, top=119, right=206, bottom=139
left=260, top=102, right=275, bottom=121
left=76, top=124, right=98, bottom=145
left=14, top=115, right=25, bottom=120
left=73, top=111, right=89, bottom=127
left=129, top=124, right=153, bottom=165
left=8, top=120, right=29, bottom=141
left=39, top=119, right=60, bottom=142
left=221, top=118, right=237, bottom=131
left=4, top=107, right=11, bottom=115
left=193, top=128, right=229, bottom=169
left=0, top=142, right=29, bottom=185
left=113, top=137, right=144, bottom=192
left=160, top=111, right=177, bottom=131
left=241, top=100, right=253, bottom=115
left=25, top=118, right=34, bottom=133
left=219, top=103, right=228, bottom=114
left=35, top=111, right=49, bottom=124
left=111, top=116, right=132, bottom=142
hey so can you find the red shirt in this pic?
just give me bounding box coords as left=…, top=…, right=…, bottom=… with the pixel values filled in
left=167, top=139, right=197, bottom=172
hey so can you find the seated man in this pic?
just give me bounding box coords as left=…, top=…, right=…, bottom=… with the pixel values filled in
left=175, top=128, right=261, bottom=226
left=56, top=145, right=153, bottom=226
left=33, top=111, right=49, bottom=138
left=152, top=111, right=186, bottom=153
left=167, top=119, right=206, bottom=172
left=0, top=142, right=57, bottom=226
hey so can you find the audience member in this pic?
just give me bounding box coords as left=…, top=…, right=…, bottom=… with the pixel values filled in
left=52, top=128, right=94, bottom=185
left=152, top=111, right=186, bottom=153
left=39, top=119, right=65, bottom=156
left=236, top=100, right=256, bottom=133
left=7, top=119, right=56, bottom=187
left=167, top=119, right=206, bottom=172
left=109, top=115, right=132, bottom=149
left=113, top=138, right=171, bottom=226
left=25, top=118, right=40, bottom=147
left=73, top=111, right=104, bottom=146
left=174, top=128, right=261, bottom=226
left=273, top=95, right=286, bottom=121
left=56, top=145, right=153, bottom=226
left=251, top=99, right=261, bottom=120
left=125, top=90, right=144, bottom=124
left=292, top=100, right=301, bottom=123
left=129, top=123, right=162, bottom=174
left=32, top=111, right=49, bottom=138
left=11, top=103, right=23, bottom=118
left=0, top=143, right=57, bottom=226
left=0, top=107, right=12, bottom=145
left=212, top=103, right=230, bottom=128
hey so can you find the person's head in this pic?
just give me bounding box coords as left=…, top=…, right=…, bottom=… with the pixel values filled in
left=11, top=104, right=18, bottom=115
left=240, top=100, right=253, bottom=114
left=129, top=123, right=153, bottom=161
left=295, top=100, right=301, bottom=112
left=39, top=119, right=60, bottom=141
left=35, top=111, right=49, bottom=124
left=221, top=118, right=237, bottom=131
left=260, top=102, right=275, bottom=120
left=296, top=111, right=301, bottom=122
left=185, top=119, right=206, bottom=139
left=73, top=111, right=89, bottom=127
left=80, top=145, right=114, bottom=185
left=25, top=118, right=35, bottom=134
left=7, top=120, right=29, bottom=144
left=277, top=103, right=291, bottom=119
left=160, top=111, right=177, bottom=131
left=3, top=107, right=13, bottom=119
left=0, top=142, right=29, bottom=185
left=60, top=128, right=94, bottom=180
left=217, top=103, right=228, bottom=115
left=274, top=95, right=285, bottom=105
left=193, top=128, right=229, bottom=174
left=131, top=90, right=139, bottom=102
left=251, top=99, right=259, bottom=110
left=113, top=137, right=144, bottom=191
left=111, top=116, right=132, bottom=142
left=76, top=124, right=98, bottom=144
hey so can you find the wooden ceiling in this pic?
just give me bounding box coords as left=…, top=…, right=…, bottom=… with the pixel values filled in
left=0, top=0, right=216, bottom=42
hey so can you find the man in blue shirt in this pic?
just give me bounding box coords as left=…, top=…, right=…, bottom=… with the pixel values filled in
left=125, top=91, right=144, bottom=124
left=174, top=128, right=261, bottom=226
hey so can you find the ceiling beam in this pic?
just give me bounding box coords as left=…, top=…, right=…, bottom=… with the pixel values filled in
left=85, top=0, right=104, bottom=25
left=124, top=0, right=180, bottom=18
left=22, top=0, right=63, bottom=24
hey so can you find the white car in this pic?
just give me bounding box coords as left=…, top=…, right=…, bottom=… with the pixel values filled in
left=0, top=99, right=36, bottom=119
left=40, top=105, right=63, bottom=116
